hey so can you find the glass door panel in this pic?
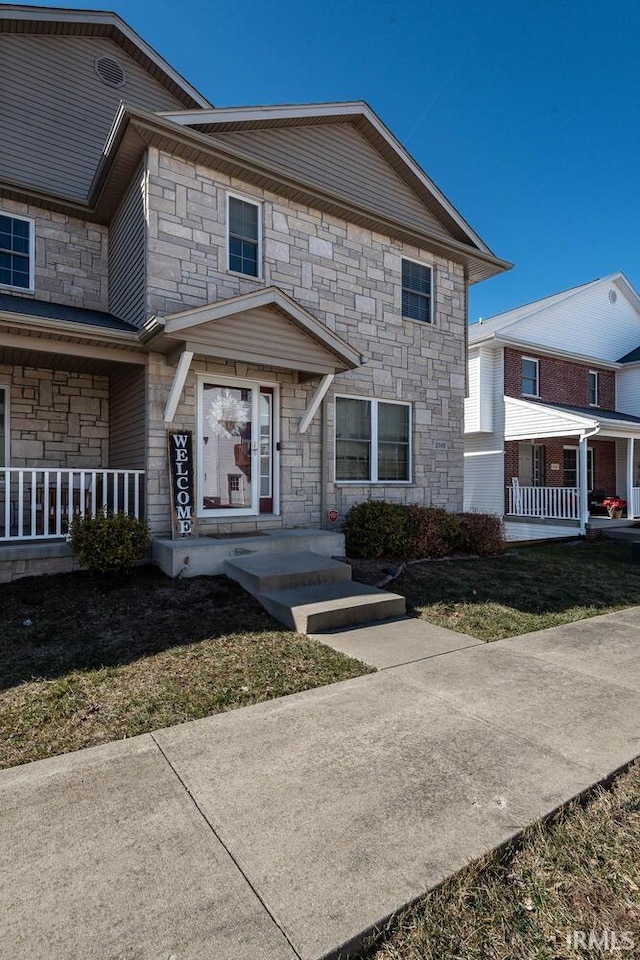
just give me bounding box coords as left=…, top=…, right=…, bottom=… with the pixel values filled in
left=259, top=388, right=273, bottom=513
left=201, top=384, right=253, bottom=511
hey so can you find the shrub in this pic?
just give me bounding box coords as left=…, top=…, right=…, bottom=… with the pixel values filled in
left=68, top=511, right=151, bottom=575
left=343, top=499, right=408, bottom=558
left=457, top=512, right=505, bottom=556
left=406, top=505, right=461, bottom=559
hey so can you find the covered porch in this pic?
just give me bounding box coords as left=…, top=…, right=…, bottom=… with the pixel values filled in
left=0, top=295, right=147, bottom=555
left=503, top=398, right=640, bottom=537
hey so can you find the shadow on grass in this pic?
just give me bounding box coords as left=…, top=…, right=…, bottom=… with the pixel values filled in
left=0, top=566, right=284, bottom=692
left=395, top=541, right=640, bottom=631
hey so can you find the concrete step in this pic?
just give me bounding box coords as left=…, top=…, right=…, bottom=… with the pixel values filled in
left=225, top=550, right=352, bottom=596
left=259, top=581, right=406, bottom=633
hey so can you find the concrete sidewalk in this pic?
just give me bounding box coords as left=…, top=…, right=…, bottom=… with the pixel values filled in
left=2, top=610, right=640, bottom=960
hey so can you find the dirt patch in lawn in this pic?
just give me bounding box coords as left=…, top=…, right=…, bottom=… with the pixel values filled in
left=0, top=566, right=371, bottom=769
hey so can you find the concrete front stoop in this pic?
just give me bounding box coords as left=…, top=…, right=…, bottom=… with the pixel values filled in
left=224, top=550, right=406, bottom=633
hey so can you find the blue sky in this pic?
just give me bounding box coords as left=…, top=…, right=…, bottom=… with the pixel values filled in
left=25, top=0, right=640, bottom=320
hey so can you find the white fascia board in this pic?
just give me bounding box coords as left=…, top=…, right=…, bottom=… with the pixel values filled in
left=491, top=335, right=622, bottom=370
left=159, top=102, right=368, bottom=124
left=160, top=100, right=497, bottom=257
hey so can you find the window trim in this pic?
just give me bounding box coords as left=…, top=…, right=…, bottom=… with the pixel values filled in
left=334, top=394, right=412, bottom=484
left=564, top=444, right=594, bottom=490
left=521, top=356, right=539, bottom=398
left=401, top=256, right=433, bottom=324
left=588, top=370, right=599, bottom=407
left=0, top=211, right=35, bottom=293
left=0, top=384, right=9, bottom=468
left=226, top=192, right=263, bottom=280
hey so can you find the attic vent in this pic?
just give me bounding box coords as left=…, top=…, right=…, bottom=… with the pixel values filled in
left=609, top=289, right=618, bottom=304
left=94, top=56, right=126, bottom=88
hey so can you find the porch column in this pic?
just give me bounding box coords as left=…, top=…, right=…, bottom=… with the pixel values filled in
left=578, top=436, right=589, bottom=534
left=627, top=437, right=635, bottom=518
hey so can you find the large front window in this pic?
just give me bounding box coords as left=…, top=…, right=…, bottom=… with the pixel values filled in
left=0, top=213, right=33, bottom=290
left=335, top=397, right=411, bottom=482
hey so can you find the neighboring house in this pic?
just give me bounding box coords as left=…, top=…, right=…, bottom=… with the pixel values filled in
left=464, top=273, right=640, bottom=540
left=0, top=4, right=509, bottom=580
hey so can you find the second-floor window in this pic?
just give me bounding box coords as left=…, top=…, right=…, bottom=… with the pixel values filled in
left=0, top=213, right=34, bottom=291
left=588, top=370, right=599, bottom=406
left=228, top=195, right=261, bottom=278
left=401, top=259, right=432, bottom=323
left=521, top=357, right=539, bottom=397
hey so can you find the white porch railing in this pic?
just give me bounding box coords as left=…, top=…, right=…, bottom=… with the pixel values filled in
left=0, top=468, right=145, bottom=542
left=507, top=484, right=579, bottom=520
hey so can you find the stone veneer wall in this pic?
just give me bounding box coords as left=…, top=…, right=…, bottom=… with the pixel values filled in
left=0, top=197, right=108, bottom=311
left=2, top=365, right=108, bottom=467
left=144, top=147, right=467, bottom=535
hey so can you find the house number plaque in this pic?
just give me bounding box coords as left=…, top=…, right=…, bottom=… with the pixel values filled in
left=168, top=431, right=197, bottom=539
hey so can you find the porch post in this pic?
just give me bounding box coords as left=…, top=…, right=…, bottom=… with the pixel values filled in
left=627, top=437, right=635, bottom=518
left=578, top=435, right=589, bottom=535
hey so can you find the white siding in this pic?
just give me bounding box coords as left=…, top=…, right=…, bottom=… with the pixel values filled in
left=616, top=367, right=640, bottom=417
left=463, top=445, right=504, bottom=514
left=464, top=350, right=481, bottom=433
left=464, top=346, right=504, bottom=514
left=504, top=521, right=578, bottom=542
left=464, top=346, right=494, bottom=434
left=500, top=279, right=640, bottom=363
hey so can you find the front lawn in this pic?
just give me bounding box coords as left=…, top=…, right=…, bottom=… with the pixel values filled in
left=391, top=540, right=640, bottom=641
left=0, top=568, right=371, bottom=770
left=364, top=760, right=640, bottom=960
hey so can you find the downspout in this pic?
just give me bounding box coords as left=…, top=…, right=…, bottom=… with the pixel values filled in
left=579, top=425, right=600, bottom=535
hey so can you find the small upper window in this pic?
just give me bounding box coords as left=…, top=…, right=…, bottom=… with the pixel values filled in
left=228, top=195, right=261, bottom=278
left=402, top=259, right=432, bottom=323
left=588, top=370, right=599, bottom=406
left=0, top=213, right=33, bottom=291
left=522, top=357, right=539, bottom=397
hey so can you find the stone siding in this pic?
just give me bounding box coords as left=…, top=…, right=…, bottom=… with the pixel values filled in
left=1, top=365, right=109, bottom=467
left=0, top=198, right=108, bottom=311
left=144, top=147, right=467, bottom=534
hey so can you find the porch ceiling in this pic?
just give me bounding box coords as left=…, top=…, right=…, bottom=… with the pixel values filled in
left=148, top=286, right=362, bottom=376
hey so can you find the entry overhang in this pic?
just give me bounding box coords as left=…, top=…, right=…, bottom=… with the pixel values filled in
left=148, top=286, right=362, bottom=375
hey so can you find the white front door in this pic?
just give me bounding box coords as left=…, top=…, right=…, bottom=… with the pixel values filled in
left=198, top=377, right=278, bottom=518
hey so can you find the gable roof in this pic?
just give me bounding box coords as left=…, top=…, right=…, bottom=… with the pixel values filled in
left=0, top=4, right=211, bottom=108
left=146, top=286, right=362, bottom=375
left=469, top=273, right=640, bottom=348
left=160, top=101, right=498, bottom=259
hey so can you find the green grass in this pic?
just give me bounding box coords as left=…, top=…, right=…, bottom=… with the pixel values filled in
left=394, top=540, right=640, bottom=641
left=0, top=567, right=371, bottom=770
left=363, top=761, right=640, bottom=960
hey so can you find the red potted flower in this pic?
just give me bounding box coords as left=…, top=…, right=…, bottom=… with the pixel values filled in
left=602, top=496, right=627, bottom=519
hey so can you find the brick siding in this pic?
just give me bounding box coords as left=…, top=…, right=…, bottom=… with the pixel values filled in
left=504, top=348, right=615, bottom=410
